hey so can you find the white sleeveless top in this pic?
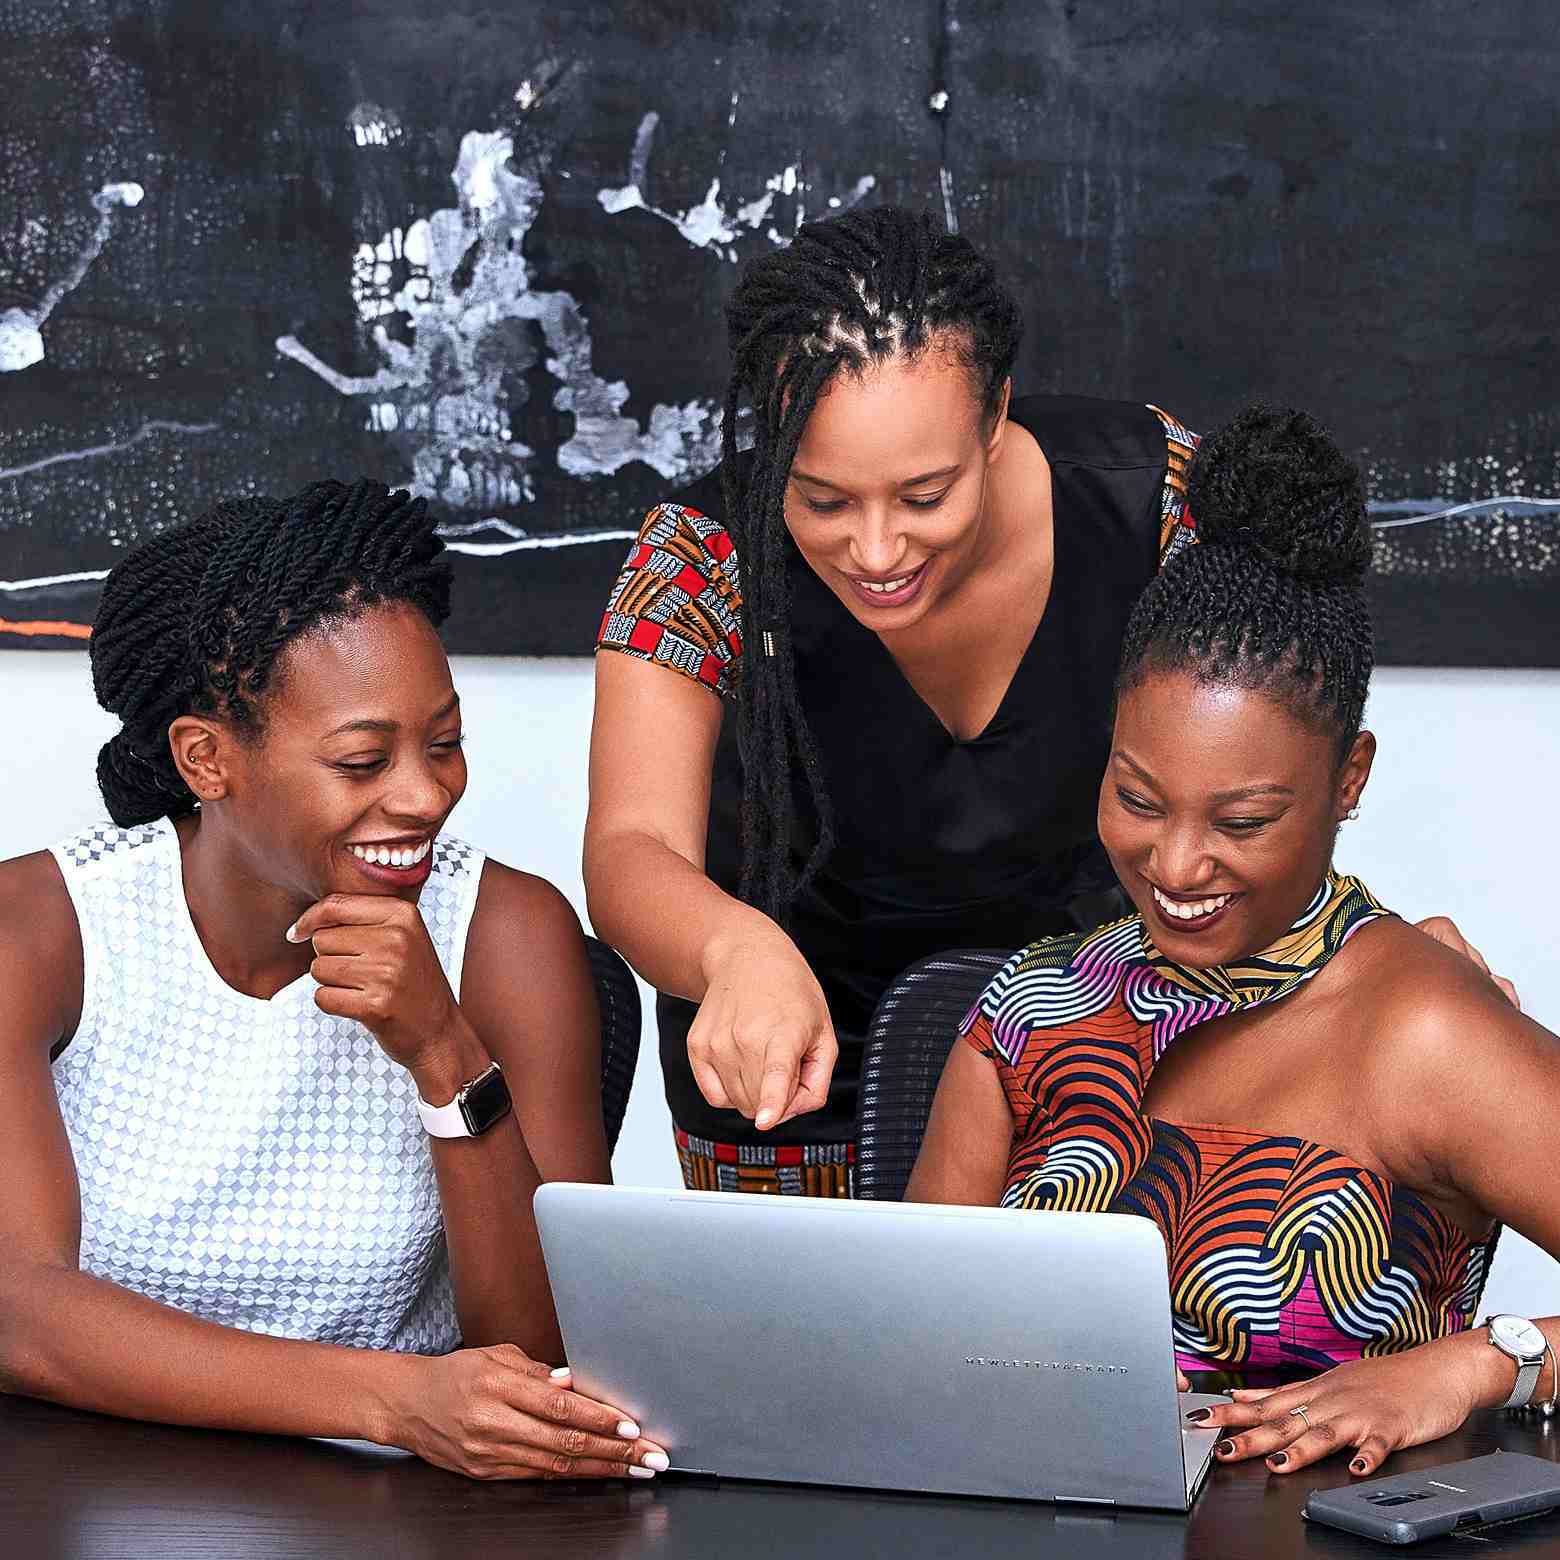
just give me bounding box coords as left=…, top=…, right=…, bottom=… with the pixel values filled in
left=49, top=819, right=485, bottom=1355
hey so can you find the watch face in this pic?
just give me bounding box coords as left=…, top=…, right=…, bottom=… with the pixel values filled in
left=459, top=1066, right=513, bottom=1135
left=1491, top=1315, right=1546, bottom=1357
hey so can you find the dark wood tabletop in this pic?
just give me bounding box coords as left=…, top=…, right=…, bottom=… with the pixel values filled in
left=5, top=1391, right=1560, bottom=1559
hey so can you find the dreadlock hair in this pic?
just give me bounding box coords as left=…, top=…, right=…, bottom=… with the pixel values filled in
left=1118, top=404, right=1374, bottom=759
left=721, top=204, right=1024, bottom=925
left=91, top=478, right=452, bottom=828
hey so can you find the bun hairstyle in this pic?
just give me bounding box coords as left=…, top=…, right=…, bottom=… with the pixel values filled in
left=1117, top=404, right=1374, bottom=753
left=722, top=204, right=1024, bottom=925
left=90, top=479, right=452, bottom=828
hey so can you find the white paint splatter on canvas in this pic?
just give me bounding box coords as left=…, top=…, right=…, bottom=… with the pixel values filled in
left=277, top=122, right=724, bottom=548
left=0, top=182, right=143, bottom=372
left=598, top=111, right=876, bottom=258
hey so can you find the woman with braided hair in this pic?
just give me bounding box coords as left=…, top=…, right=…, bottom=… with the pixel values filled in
left=586, top=204, right=1505, bottom=1195
left=910, top=406, right=1560, bottom=1478
left=0, top=479, right=669, bottom=1482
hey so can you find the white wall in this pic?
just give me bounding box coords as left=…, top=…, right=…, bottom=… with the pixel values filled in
left=3, top=652, right=1556, bottom=1317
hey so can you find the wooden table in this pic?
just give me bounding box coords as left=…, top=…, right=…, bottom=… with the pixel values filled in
left=5, top=1392, right=1560, bottom=1558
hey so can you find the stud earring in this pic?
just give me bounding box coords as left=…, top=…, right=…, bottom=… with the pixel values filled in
left=1345, top=806, right=1360, bottom=822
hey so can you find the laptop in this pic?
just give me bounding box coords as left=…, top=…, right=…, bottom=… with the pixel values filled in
left=534, top=1185, right=1225, bottom=1511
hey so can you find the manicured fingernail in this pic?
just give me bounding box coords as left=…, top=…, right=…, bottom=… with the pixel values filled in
left=284, top=920, right=303, bottom=943
left=1216, top=1440, right=1234, bottom=1456
left=628, top=1465, right=656, bottom=1479
left=1269, top=1452, right=1288, bottom=1467
left=617, top=1419, right=641, bottom=1439
left=755, top=1110, right=775, bottom=1130
left=1351, top=1458, right=1367, bottom=1473
left=549, top=1366, right=571, bottom=1379
left=1185, top=1407, right=1211, bottom=1422
left=643, top=1451, right=669, bottom=1471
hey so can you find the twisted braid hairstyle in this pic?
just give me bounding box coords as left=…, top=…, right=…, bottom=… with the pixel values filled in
left=1118, top=404, right=1374, bottom=757
left=90, top=478, right=452, bottom=827
left=721, top=204, right=1024, bottom=924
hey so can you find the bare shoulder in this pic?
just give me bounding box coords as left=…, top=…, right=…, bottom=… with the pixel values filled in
left=1348, top=914, right=1552, bottom=1077
left=463, top=859, right=590, bottom=999
left=0, top=849, right=84, bottom=1049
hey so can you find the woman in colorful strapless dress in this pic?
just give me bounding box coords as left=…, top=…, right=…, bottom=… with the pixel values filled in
left=910, top=405, right=1560, bottom=1478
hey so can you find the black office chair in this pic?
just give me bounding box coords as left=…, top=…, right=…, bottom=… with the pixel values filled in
left=584, top=936, right=641, bottom=1155
left=854, top=948, right=1010, bottom=1201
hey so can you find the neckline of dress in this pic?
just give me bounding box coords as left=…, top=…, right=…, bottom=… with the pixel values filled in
left=156, top=819, right=315, bottom=1011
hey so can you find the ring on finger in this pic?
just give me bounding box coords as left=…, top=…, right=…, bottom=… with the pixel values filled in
left=1290, top=1404, right=1312, bottom=1432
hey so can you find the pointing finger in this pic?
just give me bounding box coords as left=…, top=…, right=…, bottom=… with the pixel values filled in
left=754, top=1041, right=800, bottom=1131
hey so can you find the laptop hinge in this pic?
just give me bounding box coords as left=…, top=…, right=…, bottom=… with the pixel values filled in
left=1054, top=1495, right=1116, bottom=1508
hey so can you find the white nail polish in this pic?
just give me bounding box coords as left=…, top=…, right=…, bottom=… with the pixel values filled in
left=628, top=1465, right=656, bottom=1479
left=643, top=1451, right=670, bottom=1471
left=284, top=921, right=302, bottom=943
left=549, top=1366, right=571, bottom=1379
left=617, top=1419, right=641, bottom=1439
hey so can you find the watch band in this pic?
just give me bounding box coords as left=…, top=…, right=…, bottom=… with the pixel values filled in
left=416, top=1060, right=509, bottom=1139
left=1502, top=1356, right=1544, bottom=1411
left=1486, top=1314, right=1548, bottom=1409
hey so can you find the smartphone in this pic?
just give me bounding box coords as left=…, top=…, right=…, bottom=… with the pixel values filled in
left=1303, top=1451, right=1560, bottom=1545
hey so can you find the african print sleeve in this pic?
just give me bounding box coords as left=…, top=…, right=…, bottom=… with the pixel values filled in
left=1148, top=404, right=1200, bottom=569
left=958, top=946, right=1042, bottom=1131
left=595, top=502, right=745, bottom=698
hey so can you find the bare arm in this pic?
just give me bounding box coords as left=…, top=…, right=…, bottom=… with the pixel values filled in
left=584, top=650, right=770, bottom=1000
left=584, top=652, right=837, bottom=1127
left=0, top=854, right=663, bottom=1481
left=430, top=863, right=612, bottom=1357
left=1198, top=933, right=1560, bottom=1477
left=905, top=1040, right=1011, bottom=1205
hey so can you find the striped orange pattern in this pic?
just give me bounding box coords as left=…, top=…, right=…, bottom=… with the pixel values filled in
left=962, top=876, right=1494, bottom=1373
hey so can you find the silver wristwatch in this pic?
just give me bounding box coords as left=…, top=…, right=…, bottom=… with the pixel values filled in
left=1485, top=1314, right=1547, bottom=1409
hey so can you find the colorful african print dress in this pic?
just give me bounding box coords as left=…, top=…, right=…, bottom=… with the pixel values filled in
left=962, top=874, right=1496, bottom=1373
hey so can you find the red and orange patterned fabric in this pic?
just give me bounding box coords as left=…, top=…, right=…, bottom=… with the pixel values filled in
left=675, top=1128, right=854, bottom=1198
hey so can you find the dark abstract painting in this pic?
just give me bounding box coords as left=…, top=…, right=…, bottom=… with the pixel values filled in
left=2, top=0, right=1556, bottom=660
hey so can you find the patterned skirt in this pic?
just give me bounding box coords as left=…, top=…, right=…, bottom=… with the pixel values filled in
left=674, top=1127, right=855, bottom=1198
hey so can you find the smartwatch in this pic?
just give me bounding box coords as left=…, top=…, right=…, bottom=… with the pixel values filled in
left=1485, top=1313, right=1548, bottom=1409
left=416, top=1060, right=513, bottom=1139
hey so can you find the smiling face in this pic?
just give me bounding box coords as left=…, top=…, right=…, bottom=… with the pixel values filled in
left=782, top=341, right=1008, bottom=630
left=1098, top=668, right=1374, bottom=966
left=209, top=602, right=467, bottom=905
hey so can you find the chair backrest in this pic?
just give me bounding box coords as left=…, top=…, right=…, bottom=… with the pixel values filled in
left=854, top=948, right=1011, bottom=1201
left=584, top=936, right=641, bottom=1154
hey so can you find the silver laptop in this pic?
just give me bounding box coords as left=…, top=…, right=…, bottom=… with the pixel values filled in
left=534, top=1185, right=1224, bottom=1511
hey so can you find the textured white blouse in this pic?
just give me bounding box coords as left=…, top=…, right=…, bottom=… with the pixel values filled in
left=49, top=819, right=484, bottom=1354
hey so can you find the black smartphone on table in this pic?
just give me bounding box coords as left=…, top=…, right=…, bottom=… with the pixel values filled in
left=1303, top=1451, right=1560, bottom=1545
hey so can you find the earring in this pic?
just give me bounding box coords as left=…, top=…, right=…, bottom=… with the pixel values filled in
left=1345, top=806, right=1360, bottom=822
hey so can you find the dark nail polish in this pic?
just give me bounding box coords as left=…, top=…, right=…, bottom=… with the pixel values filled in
left=1270, top=1452, right=1288, bottom=1467
left=1351, top=1459, right=1367, bottom=1474
left=1216, top=1440, right=1234, bottom=1456
left=1185, top=1407, right=1212, bottom=1423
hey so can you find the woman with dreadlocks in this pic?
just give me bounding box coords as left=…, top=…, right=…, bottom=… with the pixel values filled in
left=0, top=480, right=668, bottom=1482
left=910, top=405, right=1560, bottom=1476
left=586, top=205, right=1506, bottom=1196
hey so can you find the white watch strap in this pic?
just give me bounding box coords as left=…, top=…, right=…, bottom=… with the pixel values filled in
left=416, top=1091, right=471, bottom=1138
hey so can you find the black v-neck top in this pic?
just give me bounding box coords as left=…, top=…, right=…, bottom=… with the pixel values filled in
left=600, top=395, right=1191, bottom=1144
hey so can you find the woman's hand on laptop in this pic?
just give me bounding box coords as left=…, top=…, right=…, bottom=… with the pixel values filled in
left=1182, top=1335, right=1492, bottom=1477
left=385, top=1344, right=669, bottom=1481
